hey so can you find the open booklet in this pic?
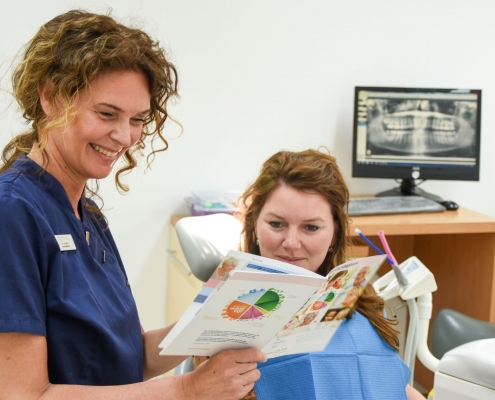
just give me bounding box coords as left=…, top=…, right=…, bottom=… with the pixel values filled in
left=159, top=251, right=386, bottom=359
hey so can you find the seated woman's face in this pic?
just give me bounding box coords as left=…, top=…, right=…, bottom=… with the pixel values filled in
left=255, top=184, right=334, bottom=273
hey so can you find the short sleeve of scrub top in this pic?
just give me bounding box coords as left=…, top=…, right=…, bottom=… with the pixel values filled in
left=0, top=157, right=143, bottom=385
left=254, top=312, right=411, bottom=400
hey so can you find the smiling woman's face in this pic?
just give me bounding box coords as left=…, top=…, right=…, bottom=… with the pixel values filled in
left=40, top=70, right=151, bottom=188
left=255, top=184, right=335, bottom=273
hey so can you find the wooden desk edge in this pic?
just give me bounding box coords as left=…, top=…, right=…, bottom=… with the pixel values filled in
left=350, top=207, right=495, bottom=236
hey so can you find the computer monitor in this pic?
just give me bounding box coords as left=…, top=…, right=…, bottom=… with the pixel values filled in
left=352, top=86, right=482, bottom=201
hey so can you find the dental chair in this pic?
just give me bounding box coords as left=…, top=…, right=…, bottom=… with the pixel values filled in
left=373, top=256, right=495, bottom=400
left=170, top=214, right=495, bottom=399
left=428, top=309, right=495, bottom=400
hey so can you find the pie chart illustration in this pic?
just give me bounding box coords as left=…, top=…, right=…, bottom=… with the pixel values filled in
left=222, top=288, right=284, bottom=321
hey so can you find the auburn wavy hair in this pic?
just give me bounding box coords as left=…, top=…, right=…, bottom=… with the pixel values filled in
left=240, top=149, right=399, bottom=351
left=1, top=9, right=179, bottom=214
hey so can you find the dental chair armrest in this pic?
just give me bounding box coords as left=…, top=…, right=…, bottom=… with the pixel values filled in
left=417, top=293, right=440, bottom=373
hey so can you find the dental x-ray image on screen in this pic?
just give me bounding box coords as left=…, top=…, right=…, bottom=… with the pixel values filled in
left=352, top=87, right=481, bottom=186
left=366, top=97, right=477, bottom=158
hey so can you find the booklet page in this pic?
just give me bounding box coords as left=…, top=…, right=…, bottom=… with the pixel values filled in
left=262, top=254, right=385, bottom=357
left=159, top=251, right=386, bottom=359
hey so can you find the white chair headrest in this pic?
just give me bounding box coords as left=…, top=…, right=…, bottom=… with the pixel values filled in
left=175, top=214, right=242, bottom=282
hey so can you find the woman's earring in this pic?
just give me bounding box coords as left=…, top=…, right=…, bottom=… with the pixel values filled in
left=328, top=245, right=334, bottom=253
left=256, top=238, right=259, bottom=246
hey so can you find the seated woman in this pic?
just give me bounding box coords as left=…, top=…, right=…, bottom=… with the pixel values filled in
left=238, top=149, right=423, bottom=400
left=195, top=149, right=424, bottom=399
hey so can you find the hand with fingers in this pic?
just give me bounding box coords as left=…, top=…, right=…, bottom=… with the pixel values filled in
left=182, top=348, right=266, bottom=400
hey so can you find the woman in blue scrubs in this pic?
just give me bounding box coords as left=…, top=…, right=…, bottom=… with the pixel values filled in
left=237, top=149, right=424, bottom=399
left=0, top=10, right=264, bottom=400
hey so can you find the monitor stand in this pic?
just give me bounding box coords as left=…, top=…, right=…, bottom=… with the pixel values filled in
left=376, top=179, right=443, bottom=203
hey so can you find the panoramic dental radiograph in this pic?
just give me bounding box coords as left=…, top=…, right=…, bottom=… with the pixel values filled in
left=365, top=98, right=477, bottom=157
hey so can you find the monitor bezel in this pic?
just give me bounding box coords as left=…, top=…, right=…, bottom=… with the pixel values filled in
left=351, top=86, right=482, bottom=182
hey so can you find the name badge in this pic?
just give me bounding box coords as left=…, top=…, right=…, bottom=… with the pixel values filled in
left=55, top=234, right=77, bottom=251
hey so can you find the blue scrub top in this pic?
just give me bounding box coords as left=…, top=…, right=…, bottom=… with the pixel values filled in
left=254, top=312, right=411, bottom=400
left=0, top=157, right=143, bottom=385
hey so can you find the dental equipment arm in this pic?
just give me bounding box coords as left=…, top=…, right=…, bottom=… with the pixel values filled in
left=417, top=293, right=440, bottom=373
left=373, top=256, right=440, bottom=379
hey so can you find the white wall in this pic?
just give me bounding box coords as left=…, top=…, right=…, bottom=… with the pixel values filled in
left=1, top=0, right=495, bottom=330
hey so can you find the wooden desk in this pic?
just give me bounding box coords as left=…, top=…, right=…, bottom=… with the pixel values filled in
left=349, top=207, right=495, bottom=389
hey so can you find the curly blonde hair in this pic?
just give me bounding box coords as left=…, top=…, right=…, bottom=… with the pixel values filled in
left=1, top=9, right=179, bottom=213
